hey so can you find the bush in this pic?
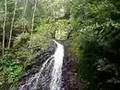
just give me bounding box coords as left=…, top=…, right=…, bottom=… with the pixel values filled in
left=0, top=53, right=23, bottom=90
left=71, top=22, right=120, bottom=90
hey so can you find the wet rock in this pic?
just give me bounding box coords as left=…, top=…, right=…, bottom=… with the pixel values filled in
left=62, top=55, right=82, bottom=90
left=19, top=42, right=56, bottom=88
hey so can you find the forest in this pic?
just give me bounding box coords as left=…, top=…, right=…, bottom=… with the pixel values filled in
left=0, top=0, right=120, bottom=90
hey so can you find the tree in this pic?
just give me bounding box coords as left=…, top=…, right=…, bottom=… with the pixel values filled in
left=70, top=0, right=120, bottom=89
left=2, top=0, right=7, bottom=57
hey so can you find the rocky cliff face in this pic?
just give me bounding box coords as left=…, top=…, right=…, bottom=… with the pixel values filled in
left=61, top=40, right=82, bottom=90
left=62, top=54, right=81, bottom=90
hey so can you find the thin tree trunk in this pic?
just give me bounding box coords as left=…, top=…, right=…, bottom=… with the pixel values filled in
left=22, top=0, right=28, bottom=33
left=8, top=0, right=17, bottom=49
left=2, top=0, right=7, bottom=57
left=30, top=0, right=37, bottom=48
left=31, top=0, right=37, bottom=34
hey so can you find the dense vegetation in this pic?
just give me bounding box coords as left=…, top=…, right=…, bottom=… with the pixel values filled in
left=0, top=0, right=120, bottom=90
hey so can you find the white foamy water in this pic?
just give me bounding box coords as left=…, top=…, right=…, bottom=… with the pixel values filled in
left=19, top=56, right=54, bottom=90
left=50, top=40, right=64, bottom=90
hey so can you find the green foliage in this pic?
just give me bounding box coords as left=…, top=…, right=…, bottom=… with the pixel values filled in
left=0, top=0, right=72, bottom=89
left=34, top=19, right=70, bottom=47
left=71, top=0, right=120, bottom=90
left=71, top=22, right=120, bottom=90
left=0, top=0, right=120, bottom=89
left=70, top=0, right=120, bottom=89
left=0, top=53, right=23, bottom=90
left=10, top=19, right=71, bottom=71
left=13, top=33, right=30, bottom=48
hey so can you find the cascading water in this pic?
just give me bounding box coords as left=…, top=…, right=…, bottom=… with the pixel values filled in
left=19, top=40, right=64, bottom=90
left=50, top=40, right=64, bottom=90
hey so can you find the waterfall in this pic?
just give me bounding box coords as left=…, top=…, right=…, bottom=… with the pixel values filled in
left=19, top=40, right=64, bottom=90
left=50, top=40, right=64, bottom=90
